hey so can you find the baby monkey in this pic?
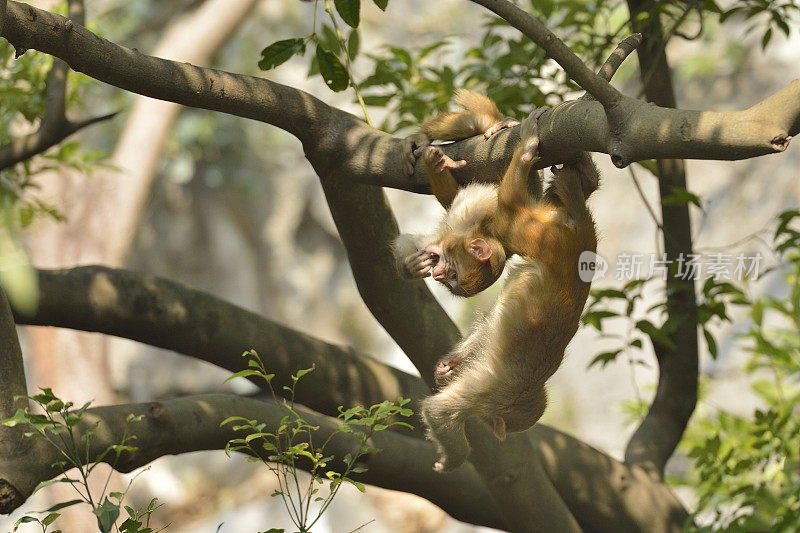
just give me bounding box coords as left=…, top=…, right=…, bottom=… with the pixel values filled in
left=396, top=90, right=521, bottom=295
left=394, top=94, right=599, bottom=471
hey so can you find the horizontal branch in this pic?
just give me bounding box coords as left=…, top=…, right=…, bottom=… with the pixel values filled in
left=12, top=267, right=430, bottom=430
left=9, top=265, right=687, bottom=530
left=2, top=1, right=796, bottom=193
left=0, top=394, right=503, bottom=528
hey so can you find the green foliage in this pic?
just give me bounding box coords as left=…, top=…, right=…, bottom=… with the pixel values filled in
left=717, top=0, right=800, bottom=50
left=223, top=350, right=413, bottom=533
left=674, top=211, right=800, bottom=530
left=0, top=35, right=108, bottom=313
left=2, top=390, right=165, bottom=533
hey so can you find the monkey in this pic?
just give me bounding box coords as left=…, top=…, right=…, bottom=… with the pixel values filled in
left=402, top=88, right=520, bottom=179
left=395, top=99, right=600, bottom=472
left=396, top=90, right=521, bottom=295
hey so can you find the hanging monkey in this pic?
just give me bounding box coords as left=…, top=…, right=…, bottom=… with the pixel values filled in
left=394, top=94, right=600, bottom=471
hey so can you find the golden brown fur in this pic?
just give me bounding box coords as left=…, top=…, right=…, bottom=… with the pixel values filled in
left=420, top=89, right=504, bottom=142
left=395, top=94, right=600, bottom=471
left=422, top=127, right=599, bottom=471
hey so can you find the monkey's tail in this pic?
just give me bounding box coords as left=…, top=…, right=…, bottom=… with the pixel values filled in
left=420, top=90, right=503, bottom=141
left=453, top=89, right=502, bottom=121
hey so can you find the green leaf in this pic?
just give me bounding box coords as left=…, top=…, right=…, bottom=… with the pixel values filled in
left=335, top=0, right=360, bottom=28
left=94, top=498, right=121, bottom=533
left=635, top=320, right=677, bottom=350
left=292, top=366, right=315, bottom=381
left=13, top=516, right=41, bottom=531
left=258, top=39, right=306, bottom=71
left=316, top=46, right=349, bottom=92
left=661, top=187, right=702, bottom=209
left=347, top=29, right=360, bottom=59
left=372, top=0, right=388, bottom=10
left=42, top=512, right=60, bottom=526
left=703, top=328, right=718, bottom=359
left=761, top=28, right=773, bottom=50
left=588, top=350, right=622, bottom=370
left=44, top=499, right=84, bottom=513
left=582, top=310, right=618, bottom=330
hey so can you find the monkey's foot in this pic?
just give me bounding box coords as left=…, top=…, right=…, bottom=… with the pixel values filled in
left=483, top=117, right=520, bottom=139
left=402, top=133, right=430, bottom=176
left=434, top=357, right=463, bottom=388
left=433, top=451, right=469, bottom=472
left=519, top=107, right=548, bottom=163
left=423, top=146, right=466, bottom=174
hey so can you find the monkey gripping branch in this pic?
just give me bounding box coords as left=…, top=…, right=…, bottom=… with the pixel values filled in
left=1, top=0, right=799, bottom=531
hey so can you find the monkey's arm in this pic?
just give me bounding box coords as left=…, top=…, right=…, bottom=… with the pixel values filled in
left=496, top=111, right=547, bottom=213
left=422, top=146, right=466, bottom=209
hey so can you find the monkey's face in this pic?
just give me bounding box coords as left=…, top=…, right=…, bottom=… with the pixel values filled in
left=426, top=235, right=505, bottom=297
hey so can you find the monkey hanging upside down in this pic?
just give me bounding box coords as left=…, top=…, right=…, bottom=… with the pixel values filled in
left=394, top=91, right=600, bottom=471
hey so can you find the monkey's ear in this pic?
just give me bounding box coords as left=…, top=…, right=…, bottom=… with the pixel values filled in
left=489, top=416, right=507, bottom=441
left=468, top=238, right=492, bottom=262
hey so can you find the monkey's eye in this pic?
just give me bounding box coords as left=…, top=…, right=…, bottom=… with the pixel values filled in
left=449, top=270, right=458, bottom=283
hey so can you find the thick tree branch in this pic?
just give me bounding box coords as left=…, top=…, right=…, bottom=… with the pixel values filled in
left=0, top=287, right=29, bottom=513
left=7, top=266, right=687, bottom=530
left=313, top=168, right=581, bottom=529
left=0, top=394, right=504, bottom=528
left=13, top=267, right=430, bottom=430
left=2, top=1, right=797, bottom=190
left=623, top=0, right=699, bottom=478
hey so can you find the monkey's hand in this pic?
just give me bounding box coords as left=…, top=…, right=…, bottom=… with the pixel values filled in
left=403, top=133, right=431, bottom=176
left=483, top=117, right=520, bottom=139
left=422, top=146, right=466, bottom=173
left=401, top=249, right=437, bottom=279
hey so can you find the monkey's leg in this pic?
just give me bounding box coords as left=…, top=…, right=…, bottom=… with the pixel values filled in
left=421, top=395, right=471, bottom=472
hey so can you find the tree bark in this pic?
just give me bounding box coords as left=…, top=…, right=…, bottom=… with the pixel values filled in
left=0, top=287, right=29, bottom=514
left=8, top=266, right=689, bottom=531
left=624, top=0, right=699, bottom=478
left=2, top=1, right=798, bottom=193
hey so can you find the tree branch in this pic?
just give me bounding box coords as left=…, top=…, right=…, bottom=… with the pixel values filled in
left=0, top=111, right=117, bottom=170
left=468, top=0, right=622, bottom=108
left=2, top=1, right=797, bottom=189
left=597, top=33, right=643, bottom=83
left=7, top=265, right=687, bottom=529
left=12, top=267, right=430, bottom=431
left=623, top=0, right=698, bottom=478
left=313, top=155, right=580, bottom=530
left=0, top=286, right=30, bottom=513
left=0, top=393, right=504, bottom=528
left=0, top=0, right=115, bottom=171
